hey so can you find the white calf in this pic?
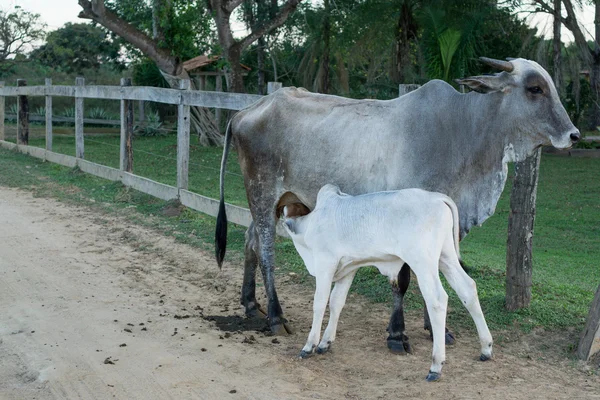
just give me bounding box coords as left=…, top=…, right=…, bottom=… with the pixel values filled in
left=283, top=184, right=493, bottom=381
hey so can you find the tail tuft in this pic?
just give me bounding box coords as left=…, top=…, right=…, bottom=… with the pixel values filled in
left=215, top=200, right=227, bottom=269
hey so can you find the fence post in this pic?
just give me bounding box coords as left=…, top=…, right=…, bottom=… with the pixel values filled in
left=577, top=284, right=600, bottom=361
left=45, top=78, right=53, bottom=151
left=505, top=149, right=541, bottom=311
left=215, top=73, right=223, bottom=128
left=267, top=82, right=282, bottom=94
left=75, top=77, right=85, bottom=159
left=177, top=79, right=191, bottom=191
left=17, top=79, right=29, bottom=145
left=138, top=100, right=145, bottom=124
left=0, top=81, right=4, bottom=141
left=120, top=78, right=134, bottom=172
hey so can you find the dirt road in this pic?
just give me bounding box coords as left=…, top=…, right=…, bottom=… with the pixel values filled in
left=0, top=186, right=598, bottom=399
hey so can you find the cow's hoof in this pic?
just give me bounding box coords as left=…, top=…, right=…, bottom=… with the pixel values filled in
left=270, top=316, right=294, bottom=336
left=445, top=331, right=456, bottom=346
left=480, top=353, right=492, bottom=362
left=426, top=371, right=441, bottom=382
left=387, top=339, right=412, bottom=354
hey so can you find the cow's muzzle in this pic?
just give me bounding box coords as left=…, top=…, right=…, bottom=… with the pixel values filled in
left=569, top=131, right=581, bottom=144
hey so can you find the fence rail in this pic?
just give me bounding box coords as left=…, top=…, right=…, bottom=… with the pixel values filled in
left=0, top=77, right=274, bottom=235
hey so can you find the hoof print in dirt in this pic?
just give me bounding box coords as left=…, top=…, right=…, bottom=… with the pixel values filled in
left=242, top=335, right=256, bottom=344
left=271, top=338, right=280, bottom=344
left=104, top=357, right=117, bottom=365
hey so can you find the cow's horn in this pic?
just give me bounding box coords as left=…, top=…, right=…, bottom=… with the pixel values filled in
left=479, top=57, right=514, bottom=72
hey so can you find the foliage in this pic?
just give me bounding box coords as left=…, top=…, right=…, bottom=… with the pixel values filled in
left=30, top=23, right=124, bottom=74
left=0, top=6, right=46, bottom=62
left=106, top=0, right=215, bottom=62
left=135, top=110, right=165, bottom=137
left=87, top=107, right=110, bottom=119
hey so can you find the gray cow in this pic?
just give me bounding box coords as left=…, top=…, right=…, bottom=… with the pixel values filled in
left=215, top=57, right=580, bottom=351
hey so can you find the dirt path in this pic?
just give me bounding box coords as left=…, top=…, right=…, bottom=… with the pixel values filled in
left=0, top=186, right=598, bottom=400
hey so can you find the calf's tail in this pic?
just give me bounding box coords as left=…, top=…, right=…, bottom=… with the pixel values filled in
left=442, top=196, right=461, bottom=261
left=215, top=121, right=233, bottom=269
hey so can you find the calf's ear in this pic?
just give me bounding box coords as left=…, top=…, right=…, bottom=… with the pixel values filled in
left=455, top=73, right=512, bottom=94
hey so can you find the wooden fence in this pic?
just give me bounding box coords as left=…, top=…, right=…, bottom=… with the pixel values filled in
left=0, top=78, right=269, bottom=231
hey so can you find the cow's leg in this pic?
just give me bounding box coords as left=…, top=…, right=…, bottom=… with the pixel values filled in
left=386, top=263, right=412, bottom=354
left=240, top=223, right=264, bottom=317
left=255, top=216, right=292, bottom=335
left=424, top=305, right=456, bottom=345
left=440, top=257, right=493, bottom=361
left=414, top=265, right=448, bottom=382
left=317, top=271, right=356, bottom=354
left=300, top=258, right=335, bottom=358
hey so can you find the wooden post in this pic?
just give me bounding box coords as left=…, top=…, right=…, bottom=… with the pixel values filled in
left=0, top=81, right=4, bottom=141
left=75, top=77, right=85, bottom=159
left=17, top=79, right=29, bottom=145
left=120, top=78, right=134, bottom=172
left=577, top=284, right=600, bottom=360
left=177, top=79, right=191, bottom=191
left=45, top=78, right=53, bottom=151
left=267, top=82, right=282, bottom=94
left=138, top=100, right=145, bottom=124
left=399, top=84, right=421, bottom=97
left=198, top=76, right=206, bottom=91
left=505, top=149, right=541, bottom=311
left=215, top=73, right=223, bottom=128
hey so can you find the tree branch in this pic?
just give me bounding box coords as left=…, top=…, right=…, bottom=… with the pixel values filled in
left=235, top=0, right=302, bottom=52
left=77, top=0, right=181, bottom=75
left=224, top=0, right=245, bottom=14
left=561, top=0, right=593, bottom=65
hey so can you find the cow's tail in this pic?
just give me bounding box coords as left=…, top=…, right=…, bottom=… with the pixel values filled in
left=215, top=120, right=233, bottom=269
left=442, top=196, right=461, bottom=262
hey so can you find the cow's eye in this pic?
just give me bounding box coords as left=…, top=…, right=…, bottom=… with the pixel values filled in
left=528, top=86, right=543, bottom=94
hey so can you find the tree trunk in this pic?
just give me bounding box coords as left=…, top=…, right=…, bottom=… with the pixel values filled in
left=552, top=0, right=561, bottom=94
left=505, top=148, right=541, bottom=311
left=319, top=0, right=331, bottom=94
left=392, top=1, right=417, bottom=84
left=17, top=79, right=29, bottom=146
left=591, top=0, right=600, bottom=129
left=257, top=36, right=266, bottom=95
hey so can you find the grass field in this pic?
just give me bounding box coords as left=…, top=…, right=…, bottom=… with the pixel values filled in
left=1, top=129, right=599, bottom=346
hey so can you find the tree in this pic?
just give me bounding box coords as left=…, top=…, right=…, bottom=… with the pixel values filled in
left=77, top=0, right=301, bottom=144
left=533, top=0, right=600, bottom=129
left=0, top=6, right=46, bottom=63
left=31, top=23, right=123, bottom=73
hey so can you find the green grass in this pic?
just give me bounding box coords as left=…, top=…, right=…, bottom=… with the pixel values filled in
left=1, top=132, right=599, bottom=343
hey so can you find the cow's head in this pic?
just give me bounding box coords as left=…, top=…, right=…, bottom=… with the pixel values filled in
left=456, top=57, right=579, bottom=157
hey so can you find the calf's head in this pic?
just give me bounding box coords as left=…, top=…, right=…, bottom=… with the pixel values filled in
left=456, top=57, right=579, bottom=160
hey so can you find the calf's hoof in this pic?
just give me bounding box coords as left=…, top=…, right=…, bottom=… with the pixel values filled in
left=316, top=343, right=331, bottom=355
left=387, top=338, right=412, bottom=354
left=479, top=353, right=492, bottom=362
left=299, top=349, right=313, bottom=359
left=425, top=371, right=441, bottom=382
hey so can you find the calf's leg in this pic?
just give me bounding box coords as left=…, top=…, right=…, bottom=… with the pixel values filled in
left=440, top=257, right=493, bottom=361
left=413, top=265, right=448, bottom=382
left=317, top=271, right=356, bottom=354
left=300, top=260, right=335, bottom=358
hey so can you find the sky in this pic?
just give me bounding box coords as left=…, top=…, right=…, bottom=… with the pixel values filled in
left=5, top=0, right=597, bottom=43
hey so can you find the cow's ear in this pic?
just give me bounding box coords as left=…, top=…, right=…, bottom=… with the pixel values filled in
left=455, top=73, right=512, bottom=94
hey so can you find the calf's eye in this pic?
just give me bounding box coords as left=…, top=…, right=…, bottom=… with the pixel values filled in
left=528, top=86, right=543, bottom=94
